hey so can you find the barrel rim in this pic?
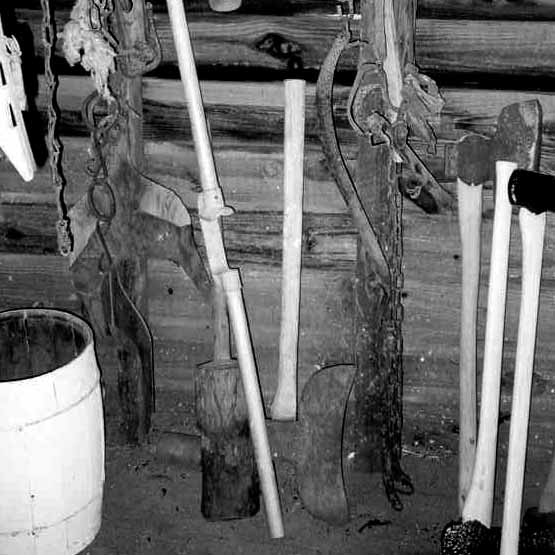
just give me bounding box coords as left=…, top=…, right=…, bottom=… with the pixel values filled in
left=0, top=307, right=95, bottom=384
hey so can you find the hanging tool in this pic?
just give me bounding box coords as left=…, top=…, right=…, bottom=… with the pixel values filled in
left=165, top=0, right=284, bottom=538
left=271, top=79, right=305, bottom=422
left=0, top=14, right=35, bottom=181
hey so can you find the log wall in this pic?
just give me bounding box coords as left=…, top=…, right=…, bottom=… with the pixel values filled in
left=2, top=2, right=555, bottom=410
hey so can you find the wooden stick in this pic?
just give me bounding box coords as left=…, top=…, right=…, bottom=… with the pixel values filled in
left=271, top=79, right=305, bottom=422
left=500, top=208, right=546, bottom=555
left=462, top=160, right=516, bottom=526
left=165, top=0, right=283, bottom=538
left=457, top=177, right=482, bottom=512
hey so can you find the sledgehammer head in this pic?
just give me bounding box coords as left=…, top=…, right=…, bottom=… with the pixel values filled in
left=493, top=100, right=542, bottom=172
left=508, top=169, right=555, bottom=214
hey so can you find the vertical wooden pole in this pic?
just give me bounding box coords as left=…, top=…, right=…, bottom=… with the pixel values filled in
left=352, top=0, right=415, bottom=501
left=110, top=0, right=152, bottom=444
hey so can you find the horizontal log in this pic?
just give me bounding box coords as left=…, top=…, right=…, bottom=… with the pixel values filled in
left=418, top=0, right=555, bottom=20
left=2, top=205, right=555, bottom=399
left=23, top=77, right=555, bottom=187
left=15, top=8, right=555, bottom=84
left=28, top=75, right=555, bottom=156
left=15, top=0, right=555, bottom=19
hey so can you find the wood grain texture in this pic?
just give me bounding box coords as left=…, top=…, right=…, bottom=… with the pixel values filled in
left=14, top=8, right=555, bottom=81
left=25, top=77, right=555, bottom=168
left=3, top=194, right=555, bottom=399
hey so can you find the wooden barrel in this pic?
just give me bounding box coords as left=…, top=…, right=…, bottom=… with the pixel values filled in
left=0, top=308, right=105, bottom=555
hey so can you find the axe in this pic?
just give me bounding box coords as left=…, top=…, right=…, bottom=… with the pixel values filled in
left=442, top=100, right=542, bottom=554
left=456, top=133, right=492, bottom=512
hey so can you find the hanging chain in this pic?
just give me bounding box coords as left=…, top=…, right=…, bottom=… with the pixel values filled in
left=41, top=0, right=72, bottom=256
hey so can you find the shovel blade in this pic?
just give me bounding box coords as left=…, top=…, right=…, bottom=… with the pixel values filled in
left=297, top=364, right=355, bottom=525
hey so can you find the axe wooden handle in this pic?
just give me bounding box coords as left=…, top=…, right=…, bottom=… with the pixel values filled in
left=271, top=79, right=305, bottom=421
left=462, top=160, right=516, bottom=526
left=457, top=177, right=482, bottom=512
left=500, top=203, right=546, bottom=555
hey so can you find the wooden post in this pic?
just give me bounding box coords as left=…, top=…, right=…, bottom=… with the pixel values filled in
left=109, top=0, right=152, bottom=444
left=352, top=0, right=415, bottom=503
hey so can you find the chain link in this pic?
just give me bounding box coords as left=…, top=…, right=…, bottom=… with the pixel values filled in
left=41, top=0, right=72, bottom=256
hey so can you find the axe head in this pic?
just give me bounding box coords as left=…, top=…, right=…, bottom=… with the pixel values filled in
left=492, top=100, right=542, bottom=172
left=457, top=133, right=492, bottom=185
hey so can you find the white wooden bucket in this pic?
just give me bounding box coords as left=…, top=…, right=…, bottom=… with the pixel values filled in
left=0, top=308, right=105, bottom=555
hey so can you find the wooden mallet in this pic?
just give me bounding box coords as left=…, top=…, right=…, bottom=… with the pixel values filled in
left=165, top=0, right=284, bottom=537
left=456, top=133, right=492, bottom=512
left=271, top=79, right=306, bottom=422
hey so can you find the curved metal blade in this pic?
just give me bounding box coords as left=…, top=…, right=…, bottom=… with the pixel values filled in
left=297, top=364, right=355, bottom=525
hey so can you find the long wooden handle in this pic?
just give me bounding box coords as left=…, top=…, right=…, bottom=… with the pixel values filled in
left=212, top=275, right=231, bottom=361
left=271, top=79, right=305, bottom=421
left=165, top=0, right=284, bottom=538
left=457, top=178, right=483, bottom=513
left=462, top=160, right=516, bottom=526
left=500, top=207, right=546, bottom=555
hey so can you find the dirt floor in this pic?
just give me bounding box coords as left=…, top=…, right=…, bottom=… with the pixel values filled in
left=79, top=385, right=555, bottom=555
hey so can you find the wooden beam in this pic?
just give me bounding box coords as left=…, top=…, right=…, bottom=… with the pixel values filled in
left=16, top=8, right=555, bottom=82
left=16, top=0, right=555, bottom=20
left=26, top=76, right=555, bottom=172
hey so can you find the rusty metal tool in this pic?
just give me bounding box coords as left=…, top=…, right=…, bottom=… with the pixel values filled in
left=441, top=100, right=542, bottom=554
left=456, top=133, right=492, bottom=512
left=297, top=364, right=356, bottom=525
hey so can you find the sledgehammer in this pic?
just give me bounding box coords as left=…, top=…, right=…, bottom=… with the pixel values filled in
left=500, top=168, right=553, bottom=555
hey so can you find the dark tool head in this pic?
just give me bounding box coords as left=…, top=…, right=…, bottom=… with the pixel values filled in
left=508, top=169, right=555, bottom=214
left=493, top=100, right=542, bottom=172
left=519, top=507, right=555, bottom=555
left=457, top=134, right=492, bottom=185
left=440, top=520, right=500, bottom=555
